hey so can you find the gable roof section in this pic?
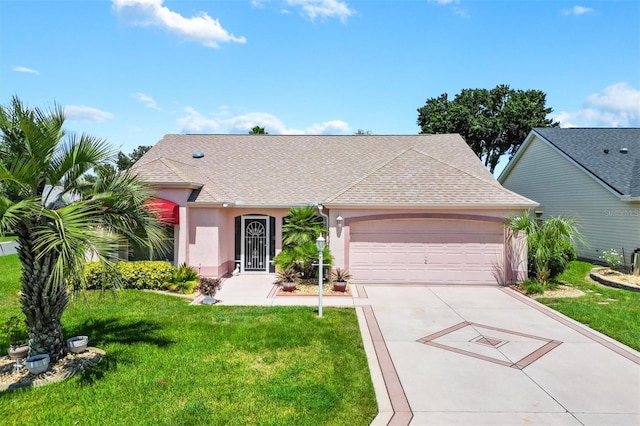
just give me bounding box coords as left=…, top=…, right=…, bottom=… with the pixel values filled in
left=133, top=134, right=536, bottom=208
left=326, top=147, right=534, bottom=206
left=526, top=128, right=640, bottom=197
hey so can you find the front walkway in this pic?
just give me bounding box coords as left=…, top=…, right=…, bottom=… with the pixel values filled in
left=196, top=273, right=355, bottom=307
left=195, top=275, right=640, bottom=426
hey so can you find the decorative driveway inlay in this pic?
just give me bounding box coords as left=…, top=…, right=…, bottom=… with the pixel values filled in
left=417, top=321, right=562, bottom=369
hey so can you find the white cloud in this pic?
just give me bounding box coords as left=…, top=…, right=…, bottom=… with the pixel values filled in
left=563, top=5, right=593, bottom=16
left=177, top=107, right=221, bottom=132
left=65, top=105, right=114, bottom=122
left=553, top=82, right=640, bottom=128
left=132, top=92, right=161, bottom=110
left=177, top=107, right=349, bottom=135
left=12, top=66, right=39, bottom=74
left=286, top=0, right=354, bottom=23
left=112, top=0, right=246, bottom=48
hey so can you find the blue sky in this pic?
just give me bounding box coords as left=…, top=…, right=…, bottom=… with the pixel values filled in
left=1, top=0, right=639, bottom=173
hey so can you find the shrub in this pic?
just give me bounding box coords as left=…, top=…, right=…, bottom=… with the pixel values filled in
left=273, top=242, right=334, bottom=278
left=520, top=278, right=544, bottom=295
left=197, top=277, right=222, bottom=297
left=528, top=239, right=576, bottom=281
left=1, top=315, right=28, bottom=346
left=84, top=261, right=175, bottom=290
left=600, top=249, right=622, bottom=270
left=164, top=263, right=200, bottom=293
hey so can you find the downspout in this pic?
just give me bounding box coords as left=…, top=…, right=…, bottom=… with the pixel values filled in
left=316, top=203, right=330, bottom=246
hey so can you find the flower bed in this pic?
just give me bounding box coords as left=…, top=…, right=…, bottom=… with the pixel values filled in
left=277, top=279, right=352, bottom=296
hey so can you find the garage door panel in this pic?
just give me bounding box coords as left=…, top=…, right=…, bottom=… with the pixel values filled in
left=349, top=219, right=504, bottom=284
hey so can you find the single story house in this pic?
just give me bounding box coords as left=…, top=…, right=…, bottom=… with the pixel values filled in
left=131, top=134, right=536, bottom=284
left=499, top=128, right=640, bottom=264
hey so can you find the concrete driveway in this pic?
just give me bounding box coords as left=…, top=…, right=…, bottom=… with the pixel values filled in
left=355, top=285, right=640, bottom=426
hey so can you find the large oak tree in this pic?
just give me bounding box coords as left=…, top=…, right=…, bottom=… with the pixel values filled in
left=417, top=84, right=558, bottom=173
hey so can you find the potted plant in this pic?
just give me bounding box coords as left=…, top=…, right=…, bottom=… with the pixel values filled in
left=25, top=353, right=50, bottom=375
left=329, top=268, right=351, bottom=292
left=197, top=277, right=222, bottom=305
left=1, top=315, right=29, bottom=360
left=67, top=335, right=89, bottom=353
left=274, top=268, right=300, bottom=292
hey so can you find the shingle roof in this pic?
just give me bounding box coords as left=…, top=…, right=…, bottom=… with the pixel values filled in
left=534, top=128, right=640, bottom=196
left=131, top=134, right=536, bottom=207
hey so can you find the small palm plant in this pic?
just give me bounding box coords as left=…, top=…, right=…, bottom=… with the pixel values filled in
left=164, top=263, right=199, bottom=293
left=274, top=268, right=300, bottom=291
left=508, top=212, right=581, bottom=289
left=329, top=268, right=351, bottom=292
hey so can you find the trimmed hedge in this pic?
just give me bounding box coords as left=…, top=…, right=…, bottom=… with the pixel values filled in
left=85, top=261, right=176, bottom=290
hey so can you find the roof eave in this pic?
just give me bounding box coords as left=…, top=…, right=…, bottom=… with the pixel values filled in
left=151, top=182, right=203, bottom=190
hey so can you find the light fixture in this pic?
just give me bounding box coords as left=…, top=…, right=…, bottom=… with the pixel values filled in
left=316, top=235, right=326, bottom=318
left=336, top=215, right=343, bottom=228
left=222, top=202, right=229, bottom=207
left=534, top=210, right=543, bottom=218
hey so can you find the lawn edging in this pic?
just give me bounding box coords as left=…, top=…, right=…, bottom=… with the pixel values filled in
left=589, top=268, right=640, bottom=293
left=501, top=287, right=640, bottom=365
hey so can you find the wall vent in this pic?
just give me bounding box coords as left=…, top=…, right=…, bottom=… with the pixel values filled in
left=620, top=148, right=628, bottom=154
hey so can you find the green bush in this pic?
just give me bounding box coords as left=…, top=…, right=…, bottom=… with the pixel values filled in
left=164, top=263, right=199, bottom=294
left=521, top=278, right=544, bottom=295
left=85, top=261, right=176, bottom=290
left=528, top=239, right=576, bottom=280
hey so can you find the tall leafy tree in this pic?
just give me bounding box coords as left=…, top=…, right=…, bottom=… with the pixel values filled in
left=116, top=145, right=152, bottom=171
left=0, top=97, right=167, bottom=361
left=417, top=84, right=558, bottom=173
left=248, top=126, right=267, bottom=134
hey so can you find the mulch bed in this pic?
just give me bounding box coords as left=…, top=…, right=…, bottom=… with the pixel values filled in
left=0, top=347, right=104, bottom=392
left=277, top=279, right=352, bottom=296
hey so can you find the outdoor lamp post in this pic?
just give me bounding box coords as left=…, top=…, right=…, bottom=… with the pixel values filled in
left=316, top=235, right=326, bottom=318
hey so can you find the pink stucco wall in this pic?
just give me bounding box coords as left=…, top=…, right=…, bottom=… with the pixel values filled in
left=146, top=192, right=530, bottom=283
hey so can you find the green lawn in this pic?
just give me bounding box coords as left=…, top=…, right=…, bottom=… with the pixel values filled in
left=0, top=255, right=377, bottom=425
left=0, top=235, right=17, bottom=242
left=537, top=260, right=640, bottom=351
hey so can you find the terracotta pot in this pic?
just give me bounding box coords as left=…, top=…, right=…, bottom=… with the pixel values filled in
left=333, top=282, right=347, bottom=292
left=282, top=282, right=297, bottom=292
left=67, top=335, right=89, bottom=354
left=26, top=353, right=50, bottom=375
left=8, top=344, right=29, bottom=360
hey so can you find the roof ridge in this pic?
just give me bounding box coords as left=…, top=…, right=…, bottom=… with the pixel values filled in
left=324, top=147, right=414, bottom=202
left=411, top=146, right=501, bottom=187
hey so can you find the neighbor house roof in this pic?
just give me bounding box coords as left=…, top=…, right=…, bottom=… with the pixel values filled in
left=528, top=128, right=640, bottom=197
left=131, top=134, right=536, bottom=208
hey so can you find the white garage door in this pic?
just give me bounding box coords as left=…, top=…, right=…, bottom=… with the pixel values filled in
left=349, top=219, right=504, bottom=284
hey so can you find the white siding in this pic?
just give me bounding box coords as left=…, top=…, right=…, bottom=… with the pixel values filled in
left=501, top=135, right=640, bottom=264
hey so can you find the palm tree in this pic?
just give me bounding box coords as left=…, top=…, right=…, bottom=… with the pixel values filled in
left=281, top=206, right=324, bottom=248
left=508, top=212, right=580, bottom=288
left=0, top=97, right=167, bottom=361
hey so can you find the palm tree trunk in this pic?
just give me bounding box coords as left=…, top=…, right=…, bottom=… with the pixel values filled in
left=16, top=224, right=68, bottom=362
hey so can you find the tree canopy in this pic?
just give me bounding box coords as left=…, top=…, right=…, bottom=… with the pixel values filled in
left=117, top=145, right=151, bottom=171
left=417, top=85, right=558, bottom=174
left=248, top=126, right=267, bottom=134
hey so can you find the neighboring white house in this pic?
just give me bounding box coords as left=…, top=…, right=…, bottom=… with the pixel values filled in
left=499, top=128, right=640, bottom=265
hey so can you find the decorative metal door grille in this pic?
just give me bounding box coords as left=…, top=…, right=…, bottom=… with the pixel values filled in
left=243, top=218, right=267, bottom=271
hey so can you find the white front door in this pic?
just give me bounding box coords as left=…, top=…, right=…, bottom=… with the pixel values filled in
left=241, top=216, right=269, bottom=272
